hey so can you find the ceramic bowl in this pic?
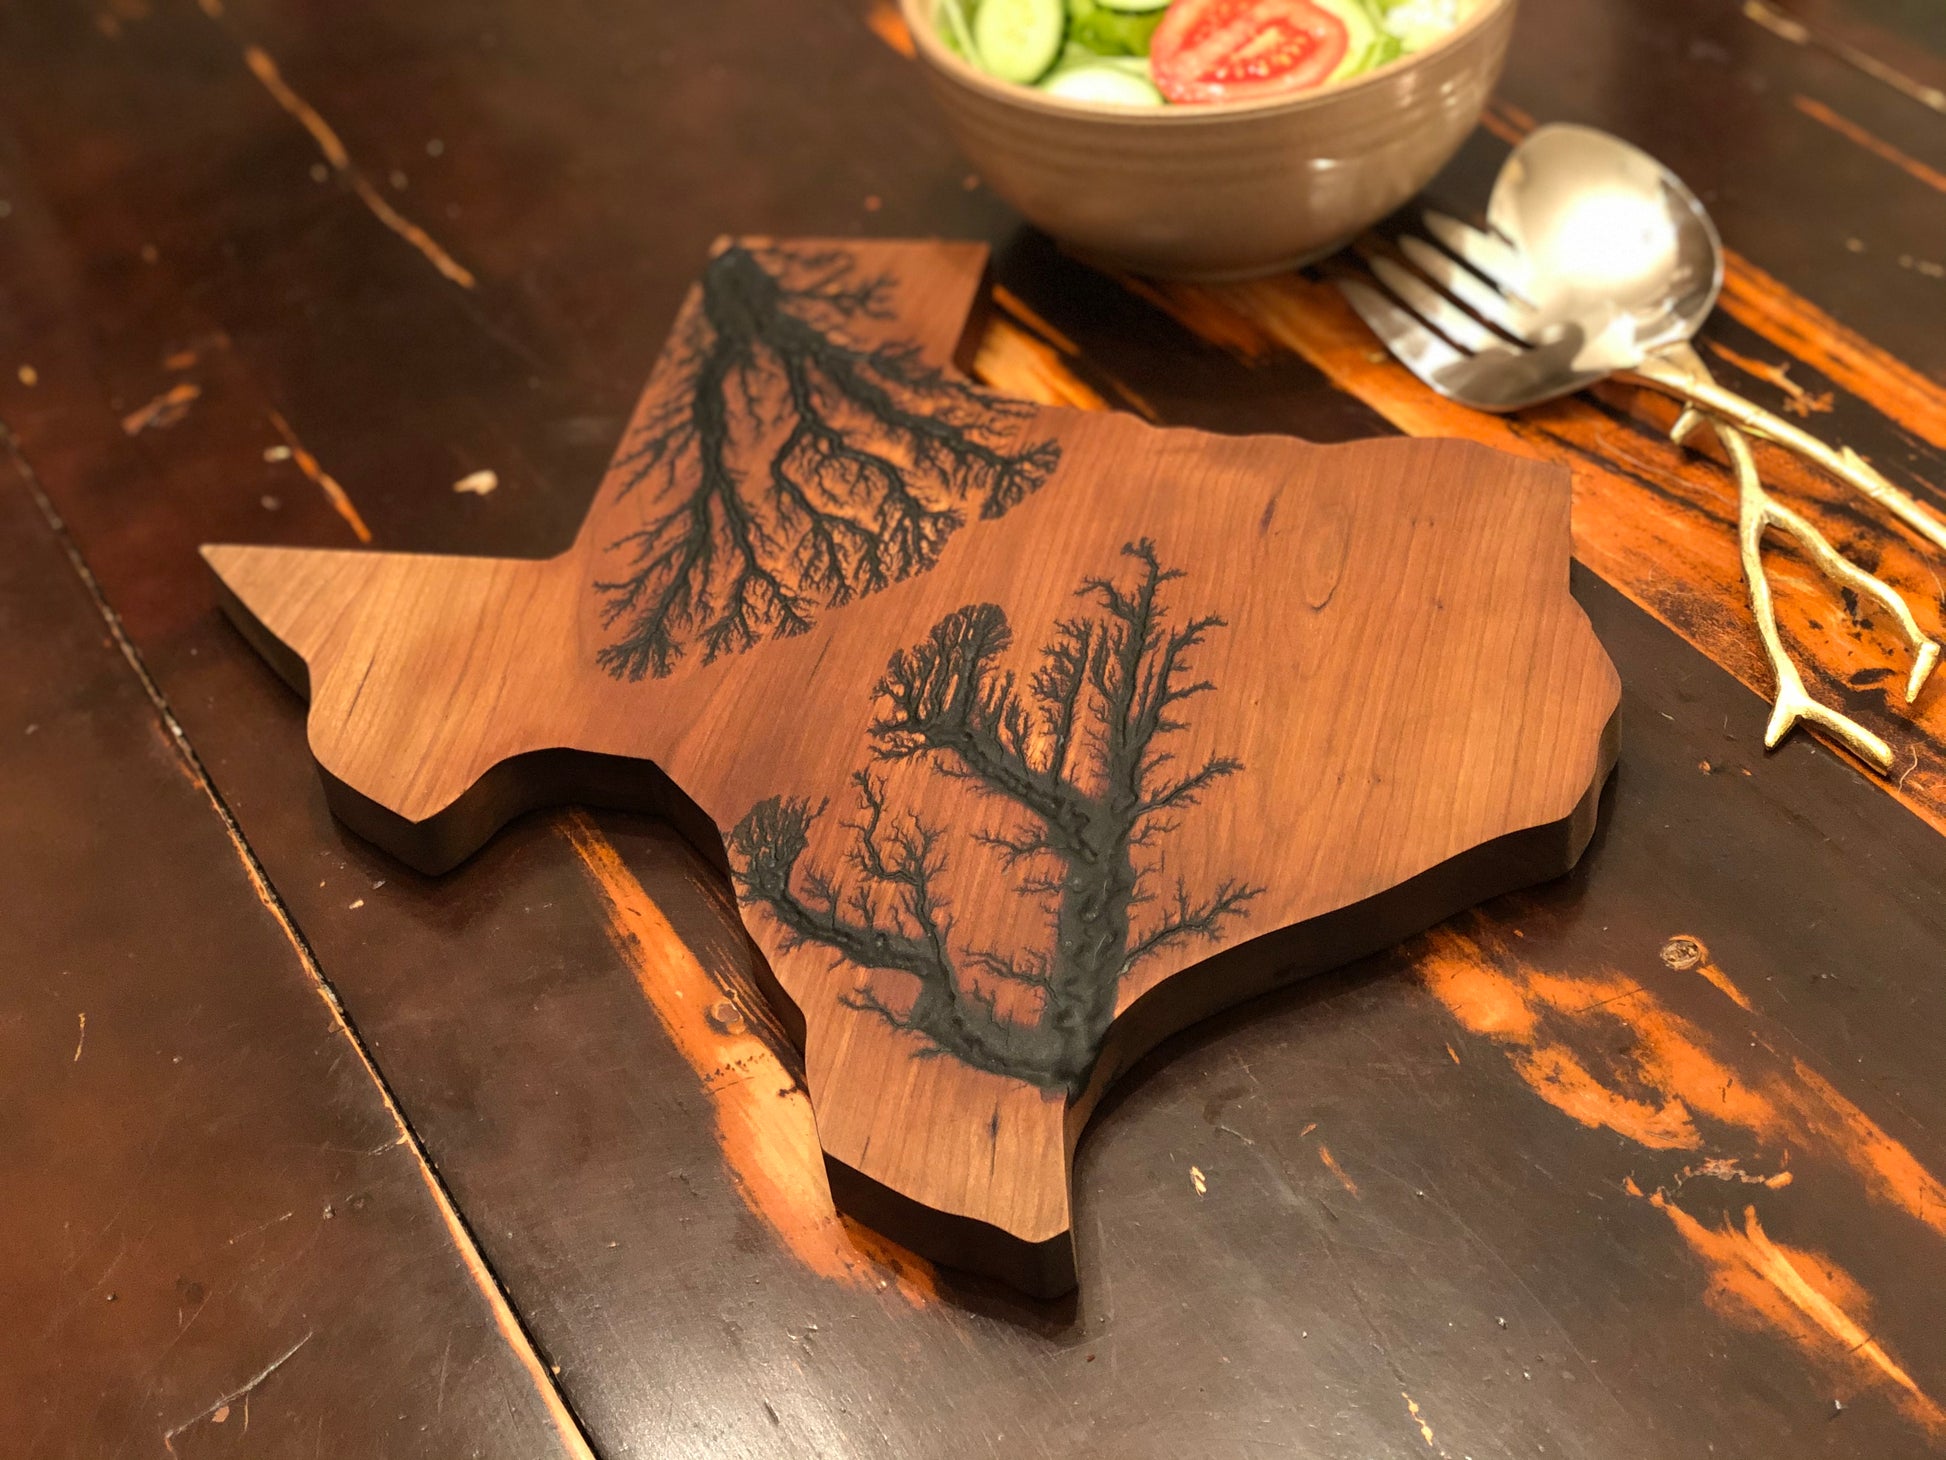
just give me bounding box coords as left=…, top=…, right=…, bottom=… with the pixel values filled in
left=899, top=0, right=1516, bottom=279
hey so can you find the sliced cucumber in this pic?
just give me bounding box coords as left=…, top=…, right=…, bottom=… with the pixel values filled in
left=1055, top=43, right=1157, bottom=77
left=1093, top=0, right=1171, bottom=11
left=1068, top=0, right=1166, bottom=56
left=1312, top=0, right=1382, bottom=81
left=1360, top=31, right=1406, bottom=71
left=1040, top=63, right=1166, bottom=105
left=935, top=0, right=978, bottom=60
left=974, top=0, right=1067, bottom=84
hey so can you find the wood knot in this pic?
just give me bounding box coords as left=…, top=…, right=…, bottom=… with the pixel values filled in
left=1297, top=507, right=1351, bottom=611
left=1659, top=935, right=1706, bottom=972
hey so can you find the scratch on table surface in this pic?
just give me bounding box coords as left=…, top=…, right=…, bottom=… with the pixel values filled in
left=1399, top=1391, right=1444, bottom=1453
left=1642, top=1193, right=1946, bottom=1435
left=234, top=42, right=476, bottom=289
left=1421, top=920, right=1946, bottom=1237
left=1316, top=1142, right=1359, bottom=1197
left=161, top=1330, right=313, bottom=1455
left=267, top=410, right=372, bottom=543
left=50, top=1237, right=128, bottom=1336
left=1705, top=341, right=1834, bottom=417
left=72, top=1011, right=85, bottom=1062
left=1715, top=251, right=1946, bottom=454
left=453, top=468, right=499, bottom=496
left=1740, top=0, right=1810, bottom=44
left=1423, top=918, right=1946, bottom=1440
left=1427, top=956, right=1704, bottom=1150
left=1676, top=1155, right=1793, bottom=1189
left=121, top=381, right=201, bottom=434
left=1793, top=95, right=1946, bottom=199
left=1742, top=0, right=1946, bottom=114
left=225, top=1209, right=294, bottom=1246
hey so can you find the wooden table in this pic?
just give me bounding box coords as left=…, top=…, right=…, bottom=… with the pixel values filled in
left=2, top=1, right=1942, bottom=1455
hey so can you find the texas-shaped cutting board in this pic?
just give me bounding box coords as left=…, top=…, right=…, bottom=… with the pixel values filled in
left=204, top=239, right=1619, bottom=1297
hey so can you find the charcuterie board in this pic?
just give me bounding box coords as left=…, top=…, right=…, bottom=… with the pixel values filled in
left=204, top=238, right=1619, bottom=1296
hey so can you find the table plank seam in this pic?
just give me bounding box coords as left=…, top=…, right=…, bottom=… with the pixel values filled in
left=1743, top=0, right=1946, bottom=116
left=0, top=419, right=605, bottom=1460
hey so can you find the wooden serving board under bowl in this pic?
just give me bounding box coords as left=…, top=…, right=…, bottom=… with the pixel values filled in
left=203, top=238, right=1620, bottom=1297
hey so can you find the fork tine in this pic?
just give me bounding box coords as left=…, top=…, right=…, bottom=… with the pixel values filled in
left=1397, top=234, right=1537, bottom=344
left=1336, top=279, right=1470, bottom=393
left=1423, top=211, right=1533, bottom=303
left=1365, top=254, right=1503, bottom=354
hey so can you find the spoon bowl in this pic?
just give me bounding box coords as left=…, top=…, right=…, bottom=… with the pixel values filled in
left=1486, top=124, right=1724, bottom=369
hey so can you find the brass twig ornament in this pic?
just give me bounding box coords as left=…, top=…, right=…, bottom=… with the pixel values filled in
left=1657, top=345, right=1941, bottom=772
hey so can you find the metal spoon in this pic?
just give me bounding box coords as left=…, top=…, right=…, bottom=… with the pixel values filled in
left=1342, top=123, right=1944, bottom=772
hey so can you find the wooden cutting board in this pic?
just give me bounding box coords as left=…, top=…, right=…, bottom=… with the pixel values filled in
left=204, top=238, right=1620, bottom=1297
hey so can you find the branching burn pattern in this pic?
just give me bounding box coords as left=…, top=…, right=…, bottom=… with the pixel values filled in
left=596, top=245, right=1061, bottom=679
left=728, top=541, right=1260, bottom=1091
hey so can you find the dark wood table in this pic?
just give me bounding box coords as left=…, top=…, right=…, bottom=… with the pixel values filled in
left=3, top=1, right=1944, bottom=1455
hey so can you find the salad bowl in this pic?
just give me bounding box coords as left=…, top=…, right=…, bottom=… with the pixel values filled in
left=900, top=0, right=1516, bottom=279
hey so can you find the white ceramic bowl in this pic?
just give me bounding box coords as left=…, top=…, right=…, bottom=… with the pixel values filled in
left=901, top=0, right=1516, bottom=279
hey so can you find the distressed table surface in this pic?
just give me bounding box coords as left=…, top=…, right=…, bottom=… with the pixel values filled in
left=1, top=0, right=1943, bottom=1456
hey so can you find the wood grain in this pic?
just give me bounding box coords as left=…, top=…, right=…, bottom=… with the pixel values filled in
left=203, top=238, right=1619, bottom=1292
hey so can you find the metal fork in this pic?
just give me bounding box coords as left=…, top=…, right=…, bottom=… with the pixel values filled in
left=1341, top=208, right=1942, bottom=774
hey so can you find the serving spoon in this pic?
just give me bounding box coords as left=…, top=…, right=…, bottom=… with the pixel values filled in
left=1342, top=123, right=1944, bottom=772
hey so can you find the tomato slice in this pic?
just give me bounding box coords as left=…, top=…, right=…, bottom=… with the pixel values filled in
left=1149, top=0, right=1350, bottom=104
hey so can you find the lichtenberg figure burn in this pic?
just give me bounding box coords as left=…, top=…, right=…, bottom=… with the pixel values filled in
left=728, top=541, right=1263, bottom=1092
left=596, top=245, right=1062, bottom=679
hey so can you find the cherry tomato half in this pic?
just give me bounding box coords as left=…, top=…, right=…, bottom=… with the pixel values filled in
left=1149, top=0, right=1349, bottom=104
